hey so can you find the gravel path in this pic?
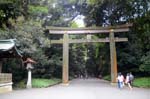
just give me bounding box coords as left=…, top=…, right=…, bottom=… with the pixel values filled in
left=0, top=78, right=149, bottom=99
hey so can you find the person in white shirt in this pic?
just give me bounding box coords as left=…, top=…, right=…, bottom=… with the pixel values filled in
left=117, top=72, right=124, bottom=89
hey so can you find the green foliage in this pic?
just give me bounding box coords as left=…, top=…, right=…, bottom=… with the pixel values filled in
left=0, top=20, right=53, bottom=81
left=140, top=52, right=150, bottom=72
left=46, top=0, right=58, bottom=3
left=70, top=43, right=88, bottom=74
left=32, top=78, right=61, bottom=88
left=63, top=0, right=77, bottom=4
left=93, top=37, right=105, bottom=58
left=70, top=21, right=79, bottom=28
left=103, top=75, right=111, bottom=81
left=14, top=79, right=26, bottom=89
left=0, top=10, right=5, bottom=19
left=14, top=78, right=61, bottom=89
left=87, top=0, right=102, bottom=5
left=0, top=0, right=17, bottom=3
left=133, top=77, right=150, bottom=88
left=29, top=5, right=48, bottom=15
left=0, top=0, right=22, bottom=27
left=128, top=13, right=150, bottom=74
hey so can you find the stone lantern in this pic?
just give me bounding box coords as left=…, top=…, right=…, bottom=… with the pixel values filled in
left=24, top=58, right=36, bottom=89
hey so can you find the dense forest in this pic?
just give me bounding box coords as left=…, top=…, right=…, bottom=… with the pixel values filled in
left=0, top=0, right=150, bottom=84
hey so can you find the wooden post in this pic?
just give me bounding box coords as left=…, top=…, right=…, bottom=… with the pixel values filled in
left=62, top=33, right=69, bottom=84
left=109, top=29, right=118, bottom=83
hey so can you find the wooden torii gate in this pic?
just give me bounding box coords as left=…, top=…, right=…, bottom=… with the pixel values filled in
left=47, top=24, right=132, bottom=84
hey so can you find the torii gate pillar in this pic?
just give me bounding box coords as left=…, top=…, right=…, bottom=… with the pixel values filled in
left=109, top=29, right=118, bottom=83
left=62, top=33, right=69, bottom=84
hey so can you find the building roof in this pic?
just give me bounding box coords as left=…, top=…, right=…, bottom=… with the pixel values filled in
left=0, top=39, right=22, bottom=58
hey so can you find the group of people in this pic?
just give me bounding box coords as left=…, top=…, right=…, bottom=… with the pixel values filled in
left=117, top=72, right=134, bottom=90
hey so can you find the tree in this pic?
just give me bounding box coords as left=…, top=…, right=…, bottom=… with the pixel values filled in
left=0, top=19, right=52, bottom=81
left=0, top=0, right=33, bottom=26
left=132, top=12, right=150, bottom=74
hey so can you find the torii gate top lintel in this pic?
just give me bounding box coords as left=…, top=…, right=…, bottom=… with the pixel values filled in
left=47, top=23, right=132, bottom=34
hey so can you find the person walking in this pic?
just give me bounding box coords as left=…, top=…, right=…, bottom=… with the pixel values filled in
left=117, top=72, right=124, bottom=89
left=125, top=73, right=133, bottom=90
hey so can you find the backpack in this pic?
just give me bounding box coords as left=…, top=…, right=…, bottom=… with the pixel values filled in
left=129, top=74, right=134, bottom=81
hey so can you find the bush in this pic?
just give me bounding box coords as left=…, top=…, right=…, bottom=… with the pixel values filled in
left=14, top=79, right=26, bottom=89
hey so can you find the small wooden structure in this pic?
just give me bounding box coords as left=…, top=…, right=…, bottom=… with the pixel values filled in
left=47, top=24, right=132, bottom=84
left=0, top=73, right=12, bottom=93
left=0, top=39, right=22, bottom=93
left=24, top=58, right=36, bottom=89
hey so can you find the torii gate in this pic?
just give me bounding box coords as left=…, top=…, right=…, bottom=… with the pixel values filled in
left=47, top=24, right=132, bottom=84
